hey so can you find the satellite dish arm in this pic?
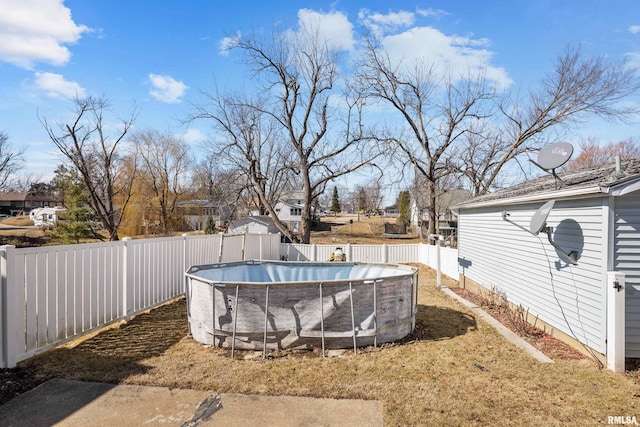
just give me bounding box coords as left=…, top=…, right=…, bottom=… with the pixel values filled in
left=528, top=158, right=547, bottom=171
left=545, top=226, right=578, bottom=265
left=502, top=211, right=533, bottom=235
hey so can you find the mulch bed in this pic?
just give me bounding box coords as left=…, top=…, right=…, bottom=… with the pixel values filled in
left=450, top=288, right=589, bottom=361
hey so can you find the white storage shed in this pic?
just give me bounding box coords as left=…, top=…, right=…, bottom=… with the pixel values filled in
left=228, top=215, right=281, bottom=235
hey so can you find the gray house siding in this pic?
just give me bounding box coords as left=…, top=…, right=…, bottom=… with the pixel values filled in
left=458, top=198, right=607, bottom=354
left=614, top=192, right=640, bottom=357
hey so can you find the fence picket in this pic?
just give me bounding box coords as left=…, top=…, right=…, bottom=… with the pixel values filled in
left=57, top=251, right=67, bottom=341
left=46, top=252, right=57, bottom=343
left=24, top=254, right=37, bottom=352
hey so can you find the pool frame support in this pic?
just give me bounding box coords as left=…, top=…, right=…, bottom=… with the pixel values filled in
left=348, top=281, right=357, bottom=354
left=319, top=282, right=325, bottom=357
left=211, top=283, right=216, bottom=346
left=412, top=270, right=419, bottom=330
left=262, top=285, right=270, bottom=359
left=373, top=280, right=378, bottom=348
left=231, top=284, right=240, bottom=358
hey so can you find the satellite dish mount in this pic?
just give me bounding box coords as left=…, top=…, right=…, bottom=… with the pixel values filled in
left=502, top=200, right=578, bottom=265
left=529, top=142, right=574, bottom=189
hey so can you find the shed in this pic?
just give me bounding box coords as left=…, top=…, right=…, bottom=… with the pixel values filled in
left=228, top=215, right=280, bottom=235
left=455, top=158, right=640, bottom=371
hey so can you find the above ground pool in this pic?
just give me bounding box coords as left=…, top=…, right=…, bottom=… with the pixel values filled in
left=185, top=260, right=419, bottom=356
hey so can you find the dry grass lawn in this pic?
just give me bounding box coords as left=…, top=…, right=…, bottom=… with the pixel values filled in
left=312, top=215, right=421, bottom=245
left=13, top=265, right=640, bottom=426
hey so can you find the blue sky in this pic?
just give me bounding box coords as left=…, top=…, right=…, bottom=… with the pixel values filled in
left=1, top=0, right=639, bottom=186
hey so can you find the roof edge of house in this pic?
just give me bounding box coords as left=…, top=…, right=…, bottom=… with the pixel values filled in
left=456, top=185, right=607, bottom=209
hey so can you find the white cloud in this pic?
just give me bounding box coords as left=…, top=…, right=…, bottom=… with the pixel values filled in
left=365, top=10, right=415, bottom=27
left=626, top=52, right=640, bottom=70
left=0, top=0, right=89, bottom=68
left=629, top=25, right=640, bottom=34
left=295, top=9, right=354, bottom=51
left=33, top=72, right=85, bottom=98
left=358, top=9, right=415, bottom=39
left=416, top=8, right=449, bottom=18
left=148, top=74, right=188, bottom=103
left=358, top=9, right=512, bottom=89
left=219, top=32, right=240, bottom=56
left=181, top=128, right=206, bottom=144
left=221, top=11, right=353, bottom=56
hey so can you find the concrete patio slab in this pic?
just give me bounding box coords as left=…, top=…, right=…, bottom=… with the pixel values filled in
left=0, top=379, right=383, bottom=427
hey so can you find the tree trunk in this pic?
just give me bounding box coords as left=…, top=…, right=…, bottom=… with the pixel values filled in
left=299, top=169, right=313, bottom=244
left=427, top=179, right=437, bottom=241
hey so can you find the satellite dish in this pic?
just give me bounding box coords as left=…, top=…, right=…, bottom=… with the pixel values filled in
left=503, top=199, right=578, bottom=265
left=535, top=142, right=574, bottom=170
left=529, top=142, right=574, bottom=188
left=529, top=200, right=555, bottom=235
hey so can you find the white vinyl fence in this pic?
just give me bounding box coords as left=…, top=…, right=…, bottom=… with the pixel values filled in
left=0, top=233, right=281, bottom=368
left=283, top=242, right=459, bottom=278
left=0, top=234, right=458, bottom=368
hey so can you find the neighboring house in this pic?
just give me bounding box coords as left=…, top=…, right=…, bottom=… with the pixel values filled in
left=274, top=199, right=304, bottom=233
left=455, top=158, right=640, bottom=369
left=383, top=206, right=400, bottom=217
left=228, top=215, right=280, bottom=235
left=0, top=192, right=59, bottom=216
left=410, top=188, right=471, bottom=233
left=177, top=200, right=233, bottom=231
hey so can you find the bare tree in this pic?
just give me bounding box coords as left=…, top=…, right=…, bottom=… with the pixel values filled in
left=189, top=93, right=299, bottom=241
left=354, top=184, right=384, bottom=214
left=355, top=36, right=497, bottom=236
left=41, top=96, right=138, bottom=241
left=0, top=132, right=24, bottom=190
left=131, top=129, right=192, bottom=234
left=357, top=41, right=640, bottom=236
left=189, top=158, right=248, bottom=226
left=191, top=157, right=247, bottom=209
left=458, top=46, right=640, bottom=194
left=564, top=137, right=640, bottom=170
left=191, top=24, right=379, bottom=243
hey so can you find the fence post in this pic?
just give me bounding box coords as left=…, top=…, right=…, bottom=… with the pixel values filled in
left=182, top=234, right=188, bottom=293
left=382, top=244, right=388, bottom=264
left=436, top=240, right=442, bottom=288
left=428, top=235, right=443, bottom=288
left=607, top=271, right=625, bottom=372
left=1, top=245, right=19, bottom=368
left=218, top=234, right=225, bottom=262
left=241, top=232, right=247, bottom=260
left=312, top=244, right=317, bottom=262
left=346, top=244, right=352, bottom=262
left=122, top=238, right=134, bottom=321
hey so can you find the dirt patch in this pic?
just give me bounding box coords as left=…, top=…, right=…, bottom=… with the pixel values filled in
left=0, top=233, right=52, bottom=248
left=0, top=367, right=43, bottom=405
left=312, top=216, right=421, bottom=245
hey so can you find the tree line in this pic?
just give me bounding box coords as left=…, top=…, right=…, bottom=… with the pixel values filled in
left=1, top=21, right=639, bottom=244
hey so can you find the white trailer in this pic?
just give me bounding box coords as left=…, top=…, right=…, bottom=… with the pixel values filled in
left=32, top=206, right=67, bottom=228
